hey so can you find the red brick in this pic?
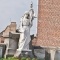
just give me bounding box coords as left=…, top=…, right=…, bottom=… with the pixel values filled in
left=36, top=0, right=60, bottom=47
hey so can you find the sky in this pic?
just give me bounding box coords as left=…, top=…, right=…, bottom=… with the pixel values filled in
left=0, top=0, right=38, bottom=35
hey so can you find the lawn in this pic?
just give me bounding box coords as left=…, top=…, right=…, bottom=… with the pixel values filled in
left=0, top=57, right=40, bottom=60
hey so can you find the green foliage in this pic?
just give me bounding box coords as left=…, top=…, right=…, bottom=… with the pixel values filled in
left=7, top=57, right=19, bottom=60
left=0, top=57, right=39, bottom=60
left=0, top=58, right=4, bottom=60
left=32, top=58, right=38, bottom=60
left=21, top=57, right=26, bottom=60
left=26, top=57, right=31, bottom=60
left=0, top=57, right=19, bottom=60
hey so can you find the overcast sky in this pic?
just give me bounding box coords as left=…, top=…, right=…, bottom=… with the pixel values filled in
left=0, top=0, right=38, bottom=35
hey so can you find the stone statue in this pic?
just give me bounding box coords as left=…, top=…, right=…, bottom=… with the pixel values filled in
left=14, top=2, right=36, bottom=57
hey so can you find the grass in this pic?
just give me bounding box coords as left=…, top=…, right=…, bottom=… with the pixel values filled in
left=0, top=57, right=40, bottom=60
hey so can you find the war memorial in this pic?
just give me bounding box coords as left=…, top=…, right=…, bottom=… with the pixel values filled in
left=0, top=0, right=60, bottom=60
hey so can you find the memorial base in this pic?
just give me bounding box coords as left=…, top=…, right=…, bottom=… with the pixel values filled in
left=14, top=49, right=34, bottom=58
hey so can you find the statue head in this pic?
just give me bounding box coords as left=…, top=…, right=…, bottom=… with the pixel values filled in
left=24, top=11, right=30, bottom=19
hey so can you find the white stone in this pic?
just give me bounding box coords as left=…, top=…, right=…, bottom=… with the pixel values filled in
left=50, top=49, right=56, bottom=60
left=14, top=3, right=35, bottom=57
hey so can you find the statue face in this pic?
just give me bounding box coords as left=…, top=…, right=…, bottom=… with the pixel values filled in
left=24, top=13, right=30, bottom=19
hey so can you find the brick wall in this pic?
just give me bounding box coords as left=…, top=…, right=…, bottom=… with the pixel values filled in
left=32, top=37, right=37, bottom=46
left=36, top=0, right=60, bottom=47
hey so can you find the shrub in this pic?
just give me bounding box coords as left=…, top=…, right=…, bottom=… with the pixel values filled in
left=26, top=57, right=31, bottom=60
left=32, top=58, right=38, bottom=60
left=21, top=57, right=26, bottom=60
left=0, top=57, right=18, bottom=60
left=7, top=57, right=19, bottom=60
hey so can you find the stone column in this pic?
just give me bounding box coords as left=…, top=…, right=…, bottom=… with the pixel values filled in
left=50, top=49, right=56, bottom=60
left=45, top=49, right=50, bottom=60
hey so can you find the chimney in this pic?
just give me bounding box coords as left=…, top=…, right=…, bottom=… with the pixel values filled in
left=10, top=22, right=16, bottom=33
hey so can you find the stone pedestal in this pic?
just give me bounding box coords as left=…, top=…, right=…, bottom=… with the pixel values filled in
left=50, top=49, right=56, bottom=60
left=14, top=49, right=34, bottom=58
left=21, top=49, right=34, bottom=58
left=45, top=49, right=56, bottom=60
left=4, top=32, right=19, bottom=58
left=45, top=49, right=50, bottom=60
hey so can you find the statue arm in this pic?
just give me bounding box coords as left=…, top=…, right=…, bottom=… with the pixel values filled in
left=18, top=17, right=24, bottom=32
left=28, top=9, right=34, bottom=28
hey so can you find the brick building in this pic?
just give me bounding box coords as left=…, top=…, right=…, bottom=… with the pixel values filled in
left=0, top=22, right=16, bottom=43
left=33, top=0, right=60, bottom=60
left=0, top=22, right=18, bottom=57
left=36, top=0, right=60, bottom=47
